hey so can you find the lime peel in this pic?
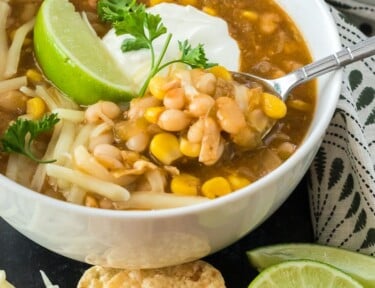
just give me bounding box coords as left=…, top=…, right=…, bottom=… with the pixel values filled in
left=247, top=243, right=375, bottom=287
left=33, top=0, right=137, bottom=105
left=248, top=260, right=363, bottom=288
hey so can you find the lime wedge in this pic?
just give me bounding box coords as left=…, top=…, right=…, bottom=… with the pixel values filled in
left=248, top=260, right=363, bottom=288
left=33, top=0, right=136, bottom=105
left=247, top=244, right=375, bottom=287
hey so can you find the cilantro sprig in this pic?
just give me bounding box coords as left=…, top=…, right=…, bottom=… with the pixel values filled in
left=1, top=113, right=60, bottom=163
left=97, top=0, right=217, bottom=96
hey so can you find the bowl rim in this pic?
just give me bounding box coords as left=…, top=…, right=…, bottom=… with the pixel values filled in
left=0, top=0, right=343, bottom=220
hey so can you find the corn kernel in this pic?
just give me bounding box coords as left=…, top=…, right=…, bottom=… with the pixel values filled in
left=202, top=6, right=217, bottom=16
left=26, top=69, right=43, bottom=82
left=201, top=177, right=232, bottom=199
left=286, top=99, right=312, bottom=112
left=150, top=133, right=183, bottom=165
left=241, top=10, right=259, bottom=21
left=26, top=97, right=46, bottom=119
left=150, top=0, right=173, bottom=6
left=179, top=137, right=201, bottom=158
left=85, top=195, right=99, bottom=208
left=261, top=92, right=287, bottom=119
left=227, top=175, right=251, bottom=190
left=148, top=76, right=168, bottom=100
left=179, top=0, right=198, bottom=6
left=208, top=65, right=232, bottom=81
left=171, top=174, right=200, bottom=196
left=144, top=106, right=165, bottom=124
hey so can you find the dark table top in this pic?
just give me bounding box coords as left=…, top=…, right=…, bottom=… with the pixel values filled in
left=0, top=175, right=314, bottom=288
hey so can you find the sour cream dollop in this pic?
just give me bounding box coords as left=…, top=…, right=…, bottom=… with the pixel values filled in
left=102, top=3, right=240, bottom=91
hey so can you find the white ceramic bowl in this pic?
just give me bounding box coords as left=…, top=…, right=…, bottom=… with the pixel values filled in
left=0, top=0, right=342, bottom=269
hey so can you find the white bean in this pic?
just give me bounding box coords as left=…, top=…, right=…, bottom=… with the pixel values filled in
left=216, top=96, right=247, bottom=134
left=93, top=144, right=124, bottom=170
left=187, top=117, right=205, bottom=143
left=187, top=93, right=215, bottom=117
left=199, top=117, right=223, bottom=165
left=157, top=109, right=191, bottom=131
left=85, top=101, right=121, bottom=124
left=194, top=72, right=217, bottom=95
left=163, top=87, right=186, bottom=109
left=126, top=133, right=150, bottom=152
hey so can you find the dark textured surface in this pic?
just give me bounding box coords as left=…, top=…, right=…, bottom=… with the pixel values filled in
left=0, top=176, right=313, bottom=288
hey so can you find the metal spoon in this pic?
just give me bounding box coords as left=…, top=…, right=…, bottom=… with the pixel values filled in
left=231, top=36, right=375, bottom=102
left=229, top=36, right=375, bottom=140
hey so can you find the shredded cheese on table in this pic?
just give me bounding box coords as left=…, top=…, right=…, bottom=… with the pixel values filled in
left=0, top=271, right=59, bottom=288
left=0, top=271, right=15, bottom=288
left=40, top=271, right=60, bottom=288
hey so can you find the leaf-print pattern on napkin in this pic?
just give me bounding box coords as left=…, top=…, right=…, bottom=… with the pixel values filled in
left=309, top=4, right=375, bottom=256
left=356, top=86, right=375, bottom=111
left=326, top=0, right=375, bottom=37
left=349, top=70, right=363, bottom=91
left=366, top=109, right=375, bottom=126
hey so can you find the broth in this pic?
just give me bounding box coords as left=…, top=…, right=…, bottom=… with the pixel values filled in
left=0, top=0, right=315, bottom=209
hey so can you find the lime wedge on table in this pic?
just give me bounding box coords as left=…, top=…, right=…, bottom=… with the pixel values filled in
left=249, top=260, right=363, bottom=288
left=33, top=0, right=136, bottom=105
left=247, top=244, right=375, bottom=287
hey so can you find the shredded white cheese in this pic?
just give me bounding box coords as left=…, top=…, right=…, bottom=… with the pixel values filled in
left=0, top=270, right=59, bottom=288
left=40, top=271, right=60, bottom=288
left=0, top=271, right=15, bottom=288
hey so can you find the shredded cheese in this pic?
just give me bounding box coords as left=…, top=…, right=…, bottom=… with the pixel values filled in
left=0, top=270, right=59, bottom=288
left=40, top=271, right=59, bottom=288
left=0, top=271, right=15, bottom=288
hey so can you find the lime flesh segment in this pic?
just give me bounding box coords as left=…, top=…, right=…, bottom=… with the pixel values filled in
left=249, top=260, right=363, bottom=288
left=247, top=244, right=375, bottom=287
left=33, top=0, right=136, bottom=105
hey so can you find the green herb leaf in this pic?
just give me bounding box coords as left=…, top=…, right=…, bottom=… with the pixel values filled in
left=97, top=0, right=137, bottom=22
left=145, top=13, right=167, bottom=41
left=113, top=5, right=148, bottom=38
left=121, top=37, right=149, bottom=52
left=178, top=40, right=217, bottom=69
left=97, top=0, right=217, bottom=96
left=0, top=113, right=60, bottom=163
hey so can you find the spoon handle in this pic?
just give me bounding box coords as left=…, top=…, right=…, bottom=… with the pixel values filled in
left=301, top=36, right=375, bottom=79
left=280, top=36, right=375, bottom=100
left=303, top=36, right=375, bottom=78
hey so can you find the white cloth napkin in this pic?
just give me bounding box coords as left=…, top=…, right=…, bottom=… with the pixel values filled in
left=308, top=0, right=375, bottom=256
